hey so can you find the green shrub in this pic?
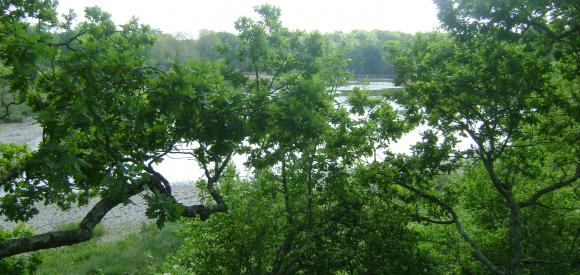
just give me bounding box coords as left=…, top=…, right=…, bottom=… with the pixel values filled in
left=160, top=167, right=435, bottom=274
left=159, top=172, right=285, bottom=274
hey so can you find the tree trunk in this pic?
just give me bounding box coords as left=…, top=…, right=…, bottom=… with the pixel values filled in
left=509, top=201, right=523, bottom=275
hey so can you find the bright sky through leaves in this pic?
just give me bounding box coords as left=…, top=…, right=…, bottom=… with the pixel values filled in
left=57, top=0, right=440, bottom=37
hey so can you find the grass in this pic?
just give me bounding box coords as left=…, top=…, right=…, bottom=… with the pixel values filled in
left=34, top=223, right=183, bottom=275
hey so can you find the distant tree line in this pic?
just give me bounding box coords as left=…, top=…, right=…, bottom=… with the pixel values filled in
left=147, top=29, right=410, bottom=78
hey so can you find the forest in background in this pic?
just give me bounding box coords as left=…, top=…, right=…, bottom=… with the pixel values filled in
left=147, top=28, right=409, bottom=78
left=0, top=1, right=578, bottom=274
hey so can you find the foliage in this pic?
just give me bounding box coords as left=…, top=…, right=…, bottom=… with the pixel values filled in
left=161, top=166, right=435, bottom=274
left=160, top=168, right=285, bottom=274
left=1, top=6, right=161, bottom=221
left=158, top=6, right=434, bottom=274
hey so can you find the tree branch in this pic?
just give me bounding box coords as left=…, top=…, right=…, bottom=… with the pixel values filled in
left=0, top=94, right=26, bottom=120
left=519, top=166, right=580, bottom=208
left=43, top=28, right=89, bottom=51
left=144, top=154, right=229, bottom=221
left=535, top=202, right=580, bottom=212
left=522, top=258, right=566, bottom=265
left=0, top=181, right=144, bottom=258
left=395, top=181, right=504, bottom=274
left=413, top=214, right=454, bottom=225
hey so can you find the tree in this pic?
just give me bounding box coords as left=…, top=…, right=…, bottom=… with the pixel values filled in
left=0, top=3, right=246, bottom=258
left=385, top=1, right=579, bottom=273
left=0, top=4, right=374, bottom=266
left=160, top=5, right=434, bottom=274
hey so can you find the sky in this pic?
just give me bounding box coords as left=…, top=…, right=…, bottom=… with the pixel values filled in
left=56, top=0, right=440, bottom=37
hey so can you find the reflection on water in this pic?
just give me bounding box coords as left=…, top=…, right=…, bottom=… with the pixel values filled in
left=337, top=81, right=399, bottom=92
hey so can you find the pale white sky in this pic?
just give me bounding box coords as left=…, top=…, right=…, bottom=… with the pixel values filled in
left=56, top=0, right=440, bottom=37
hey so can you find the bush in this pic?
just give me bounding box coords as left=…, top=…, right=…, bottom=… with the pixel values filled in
left=160, top=170, right=285, bottom=274
left=160, top=167, right=435, bottom=274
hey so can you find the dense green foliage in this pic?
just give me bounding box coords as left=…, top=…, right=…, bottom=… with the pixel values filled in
left=0, top=1, right=577, bottom=274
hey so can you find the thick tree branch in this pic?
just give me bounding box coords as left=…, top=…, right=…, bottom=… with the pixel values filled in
left=145, top=159, right=228, bottom=221
left=145, top=155, right=172, bottom=195
left=0, top=182, right=144, bottom=258
left=395, top=181, right=504, bottom=274
left=519, top=166, right=580, bottom=208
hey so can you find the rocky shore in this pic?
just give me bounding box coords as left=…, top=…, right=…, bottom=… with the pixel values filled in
left=0, top=185, right=199, bottom=241
left=0, top=117, right=42, bottom=148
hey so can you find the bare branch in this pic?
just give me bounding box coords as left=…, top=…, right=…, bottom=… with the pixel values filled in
left=43, top=28, right=89, bottom=51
